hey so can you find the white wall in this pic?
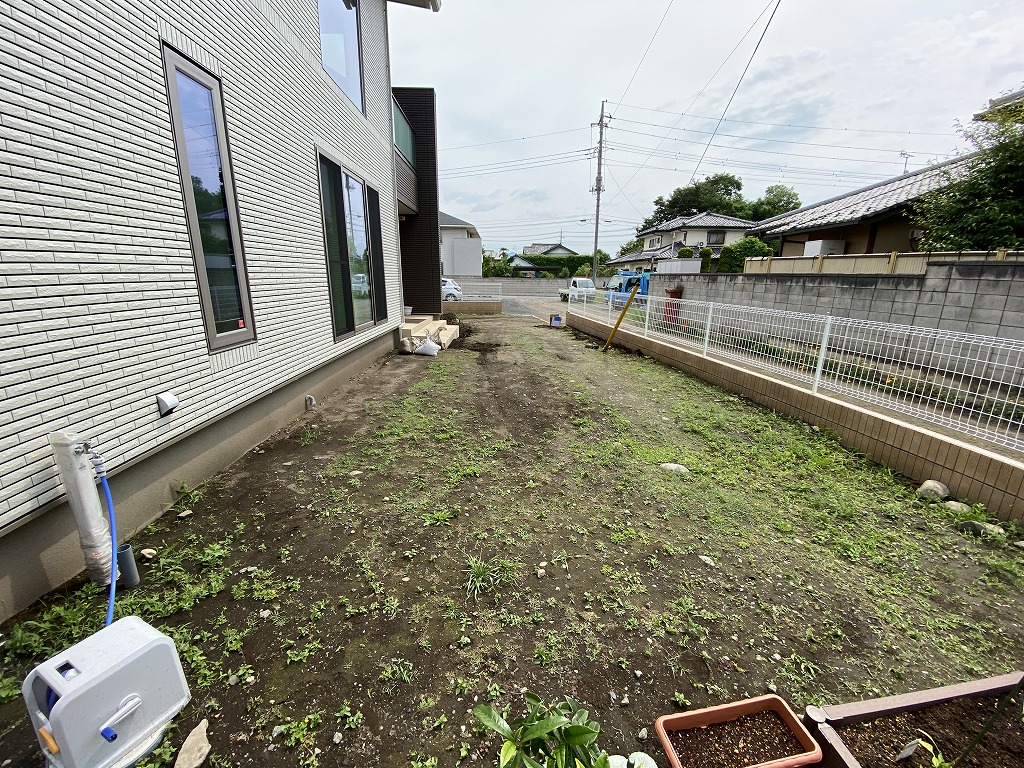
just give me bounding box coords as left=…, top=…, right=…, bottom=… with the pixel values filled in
left=0, top=0, right=404, bottom=532
left=441, top=227, right=482, bottom=275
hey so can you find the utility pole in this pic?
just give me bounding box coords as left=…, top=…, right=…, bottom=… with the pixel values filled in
left=591, top=100, right=608, bottom=280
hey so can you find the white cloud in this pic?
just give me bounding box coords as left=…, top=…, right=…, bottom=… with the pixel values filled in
left=389, top=0, right=1024, bottom=254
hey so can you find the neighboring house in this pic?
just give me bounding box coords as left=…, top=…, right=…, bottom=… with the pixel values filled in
left=522, top=243, right=579, bottom=256
left=508, top=255, right=540, bottom=276
left=974, top=87, right=1024, bottom=121
left=0, top=0, right=440, bottom=620
left=439, top=212, right=483, bottom=276
left=607, top=211, right=755, bottom=270
left=747, top=157, right=971, bottom=257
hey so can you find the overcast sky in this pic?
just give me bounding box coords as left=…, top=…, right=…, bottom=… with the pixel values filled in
left=387, top=0, right=1024, bottom=256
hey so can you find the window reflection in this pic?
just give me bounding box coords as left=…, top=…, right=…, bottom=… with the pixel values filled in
left=344, top=175, right=372, bottom=327
left=318, top=0, right=363, bottom=111
left=176, top=71, right=245, bottom=334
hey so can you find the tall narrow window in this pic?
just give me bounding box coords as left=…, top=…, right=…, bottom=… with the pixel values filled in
left=318, top=0, right=363, bottom=112
left=319, top=155, right=386, bottom=337
left=163, top=47, right=254, bottom=350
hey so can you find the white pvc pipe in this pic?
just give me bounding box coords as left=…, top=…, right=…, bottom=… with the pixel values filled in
left=48, top=432, right=113, bottom=585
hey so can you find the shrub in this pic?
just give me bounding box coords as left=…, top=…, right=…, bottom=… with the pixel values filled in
left=717, top=237, right=771, bottom=273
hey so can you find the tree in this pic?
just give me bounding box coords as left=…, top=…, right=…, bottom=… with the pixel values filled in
left=618, top=238, right=643, bottom=256
left=749, top=184, right=801, bottom=221
left=639, top=173, right=747, bottom=231
left=910, top=114, right=1024, bottom=250
left=717, top=237, right=772, bottom=273
left=636, top=175, right=800, bottom=232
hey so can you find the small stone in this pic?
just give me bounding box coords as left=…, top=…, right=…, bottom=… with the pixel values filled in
left=943, top=500, right=972, bottom=514
left=259, top=610, right=272, bottom=619
left=1013, top=541, right=1024, bottom=551
left=767, top=683, right=778, bottom=693
left=634, top=670, right=642, bottom=679
left=539, top=561, right=548, bottom=568
left=245, top=676, right=256, bottom=685
left=140, top=548, right=157, bottom=560
left=383, top=496, right=390, bottom=502
left=698, top=555, right=716, bottom=568
left=173, top=718, right=211, bottom=768
left=349, top=470, right=363, bottom=477
left=637, top=727, right=648, bottom=741
left=811, top=425, right=820, bottom=432
left=957, top=520, right=1005, bottom=537
left=772, top=653, right=782, bottom=662
left=177, top=509, right=193, bottom=519
left=536, top=568, right=546, bottom=578
left=628, top=752, right=658, bottom=768
left=281, top=462, right=293, bottom=467
left=271, top=725, right=285, bottom=739
left=659, top=463, right=690, bottom=473
left=609, top=691, right=618, bottom=703
left=227, top=675, right=239, bottom=686
left=620, top=695, right=630, bottom=706
left=917, top=480, right=950, bottom=501
left=402, top=576, right=410, bottom=582
left=333, top=732, right=343, bottom=744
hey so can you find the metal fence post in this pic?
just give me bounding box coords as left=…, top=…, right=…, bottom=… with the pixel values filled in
left=812, top=315, right=834, bottom=394
left=702, top=303, right=714, bottom=357
left=644, top=298, right=651, bottom=338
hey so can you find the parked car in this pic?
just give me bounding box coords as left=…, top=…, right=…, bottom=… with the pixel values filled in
left=352, top=273, right=370, bottom=297
left=441, top=278, right=463, bottom=301
left=558, top=277, right=596, bottom=302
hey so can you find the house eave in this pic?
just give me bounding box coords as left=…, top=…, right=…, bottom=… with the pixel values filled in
left=388, top=0, right=441, bottom=11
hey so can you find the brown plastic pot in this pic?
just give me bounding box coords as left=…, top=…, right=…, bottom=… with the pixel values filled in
left=801, top=671, right=1023, bottom=768
left=655, top=694, right=823, bottom=768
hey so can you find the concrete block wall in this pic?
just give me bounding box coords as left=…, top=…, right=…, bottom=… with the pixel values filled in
left=651, top=262, right=1024, bottom=341
left=568, top=313, right=1024, bottom=523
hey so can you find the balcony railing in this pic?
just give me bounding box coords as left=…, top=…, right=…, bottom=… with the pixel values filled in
left=393, top=99, right=416, bottom=166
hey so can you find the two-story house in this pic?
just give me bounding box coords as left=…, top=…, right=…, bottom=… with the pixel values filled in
left=608, top=211, right=756, bottom=271
left=0, top=0, right=441, bottom=619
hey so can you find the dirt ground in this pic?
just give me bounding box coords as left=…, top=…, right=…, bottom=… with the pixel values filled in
left=2, top=315, right=1023, bottom=768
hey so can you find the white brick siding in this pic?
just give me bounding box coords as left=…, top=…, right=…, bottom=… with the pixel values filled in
left=0, top=0, right=406, bottom=530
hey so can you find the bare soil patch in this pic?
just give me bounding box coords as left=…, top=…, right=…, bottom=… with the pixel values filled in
left=2, top=315, right=1023, bottom=768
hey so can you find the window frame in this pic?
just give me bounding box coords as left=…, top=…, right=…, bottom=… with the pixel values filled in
left=162, top=45, right=255, bottom=352
left=647, top=236, right=662, bottom=249
left=317, top=151, right=387, bottom=340
left=707, top=230, right=727, bottom=246
left=317, top=0, right=366, bottom=115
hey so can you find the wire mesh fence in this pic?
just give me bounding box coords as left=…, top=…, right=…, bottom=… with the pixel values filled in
left=570, top=292, right=1024, bottom=453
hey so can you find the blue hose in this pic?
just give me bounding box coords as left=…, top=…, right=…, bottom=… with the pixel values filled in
left=99, top=475, right=117, bottom=627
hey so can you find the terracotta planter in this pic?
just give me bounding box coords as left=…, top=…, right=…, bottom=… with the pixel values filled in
left=801, top=671, right=1023, bottom=768
left=655, top=694, right=823, bottom=768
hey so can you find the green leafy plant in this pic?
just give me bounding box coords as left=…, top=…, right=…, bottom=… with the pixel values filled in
left=465, top=554, right=520, bottom=600
left=278, top=712, right=323, bottom=768
left=473, top=692, right=609, bottom=768
left=914, top=731, right=955, bottom=768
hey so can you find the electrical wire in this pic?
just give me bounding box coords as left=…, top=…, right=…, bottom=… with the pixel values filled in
left=439, top=127, right=590, bottom=152
left=689, top=0, right=784, bottom=183
left=604, top=0, right=777, bottom=206
left=606, top=127, right=945, bottom=167
left=610, top=102, right=956, bottom=137
left=615, top=0, right=675, bottom=106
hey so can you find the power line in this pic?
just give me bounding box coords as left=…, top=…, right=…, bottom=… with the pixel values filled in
left=607, top=126, right=947, bottom=167
left=441, top=148, right=591, bottom=173
left=438, top=127, right=590, bottom=152
left=611, top=117, right=946, bottom=155
left=440, top=157, right=589, bottom=180
left=605, top=0, right=777, bottom=207
left=689, top=0, right=784, bottom=183
left=610, top=102, right=957, bottom=138
left=615, top=0, right=675, bottom=106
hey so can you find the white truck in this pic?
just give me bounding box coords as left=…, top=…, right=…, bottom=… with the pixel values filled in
left=559, top=277, right=597, bottom=302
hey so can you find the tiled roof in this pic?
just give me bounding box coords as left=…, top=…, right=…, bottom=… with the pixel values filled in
left=639, top=211, right=756, bottom=236
left=439, top=211, right=475, bottom=228
left=748, top=156, right=971, bottom=237
left=522, top=243, right=579, bottom=255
